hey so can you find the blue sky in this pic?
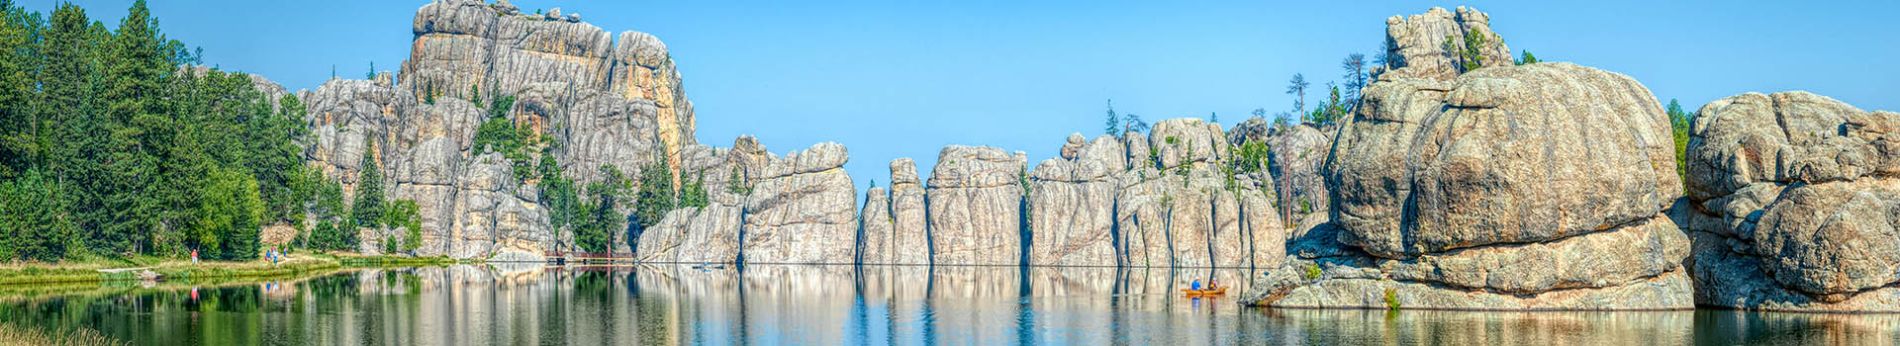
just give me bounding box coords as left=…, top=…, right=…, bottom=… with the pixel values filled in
left=27, top=1, right=1900, bottom=191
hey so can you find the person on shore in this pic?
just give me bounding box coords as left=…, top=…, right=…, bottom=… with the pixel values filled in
left=191, top=248, right=199, bottom=265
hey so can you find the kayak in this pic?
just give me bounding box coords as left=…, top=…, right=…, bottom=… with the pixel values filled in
left=1181, top=287, right=1228, bottom=297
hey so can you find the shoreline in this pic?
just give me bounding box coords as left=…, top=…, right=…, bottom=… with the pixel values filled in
left=0, top=253, right=471, bottom=288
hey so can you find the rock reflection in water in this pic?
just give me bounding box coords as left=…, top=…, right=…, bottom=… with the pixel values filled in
left=3, top=265, right=1900, bottom=345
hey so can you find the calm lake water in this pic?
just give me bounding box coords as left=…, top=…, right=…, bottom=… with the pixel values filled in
left=0, top=264, right=1895, bottom=345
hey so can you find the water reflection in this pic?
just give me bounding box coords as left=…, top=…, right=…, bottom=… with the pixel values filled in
left=0, top=265, right=1897, bottom=345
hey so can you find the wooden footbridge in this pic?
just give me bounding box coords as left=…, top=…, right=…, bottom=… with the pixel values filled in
left=545, top=251, right=636, bottom=265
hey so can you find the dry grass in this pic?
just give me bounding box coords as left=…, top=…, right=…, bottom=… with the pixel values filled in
left=0, top=322, right=125, bottom=346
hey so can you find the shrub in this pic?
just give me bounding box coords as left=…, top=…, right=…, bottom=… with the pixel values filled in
left=1444, top=30, right=1494, bottom=72
left=1303, top=262, right=1323, bottom=281
left=381, top=199, right=423, bottom=252
left=1384, top=287, right=1401, bottom=310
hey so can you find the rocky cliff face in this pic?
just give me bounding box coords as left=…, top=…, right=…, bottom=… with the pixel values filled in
left=739, top=142, right=858, bottom=264
left=1229, top=119, right=1334, bottom=240
left=302, top=0, right=699, bottom=260
left=927, top=146, right=1028, bottom=266
left=1244, top=7, right=1693, bottom=310
left=1683, top=91, right=1900, bottom=312
left=1027, top=134, right=1123, bottom=266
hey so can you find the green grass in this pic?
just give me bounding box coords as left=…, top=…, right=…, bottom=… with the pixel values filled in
left=0, top=251, right=474, bottom=288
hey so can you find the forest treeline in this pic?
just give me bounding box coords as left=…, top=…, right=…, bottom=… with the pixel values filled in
left=0, top=0, right=368, bottom=263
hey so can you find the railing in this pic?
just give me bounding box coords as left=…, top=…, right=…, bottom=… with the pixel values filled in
left=545, top=251, right=636, bottom=263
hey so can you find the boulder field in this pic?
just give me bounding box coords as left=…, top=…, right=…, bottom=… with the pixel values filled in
left=266, top=1, right=1900, bottom=311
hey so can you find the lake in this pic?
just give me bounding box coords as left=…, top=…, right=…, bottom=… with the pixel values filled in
left=0, top=264, right=1894, bottom=345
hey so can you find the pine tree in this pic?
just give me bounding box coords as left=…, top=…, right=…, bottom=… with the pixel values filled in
left=1104, top=99, right=1120, bottom=136
left=1286, top=73, right=1309, bottom=118
left=1340, top=53, right=1367, bottom=114
left=0, top=170, right=76, bottom=262
left=0, top=0, right=42, bottom=176
left=1667, top=99, right=1692, bottom=187
left=101, top=0, right=178, bottom=254
left=351, top=140, right=386, bottom=227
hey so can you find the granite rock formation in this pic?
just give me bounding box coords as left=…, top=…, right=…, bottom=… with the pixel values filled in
left=1027, top=134, right=1124, bottom=266
left=1683, top=91, right=1900, bottom=312
left=1244, top=7, right=1693, bottom=310
left=1379, top=6, right=1513, bottom=81
left=926, top=146, right=1028, bottom=266
left=739, top=142, right=858, bottom=264
left=301, top=0, right=698, bottom=260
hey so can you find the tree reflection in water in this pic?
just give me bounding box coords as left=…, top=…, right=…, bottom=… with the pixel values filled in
left=0, top=265, right=1895, bottom=345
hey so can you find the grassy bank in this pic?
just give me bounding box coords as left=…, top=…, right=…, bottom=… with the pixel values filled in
left=0, top=322, right=123, bottom=346
left=0, top=251, right=474, bottom=287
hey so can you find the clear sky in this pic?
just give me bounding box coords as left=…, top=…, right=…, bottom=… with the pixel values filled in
left=25, top=1, right=1900, bottom=192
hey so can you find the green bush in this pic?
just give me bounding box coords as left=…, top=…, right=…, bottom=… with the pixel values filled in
left=1384, top=287, right=1402, bottom=310
left=381, top=199, right=422, bottom=252
left=1232, top=140, right=1271, bottom=175
left=1303, top=262, right=1323, bottom=281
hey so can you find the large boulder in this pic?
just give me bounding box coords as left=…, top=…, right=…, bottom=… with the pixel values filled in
left=1329, top=62, right=1680, bottom=258
left=926, top=146, right=1027, bottom=266
left=1027, top=134, right=1125, bottom=266
left=1246, top=11, right=1691, bottom=308
left=1684, top=91, right=1900, bottom=311
left=740, top=142, right=859, bottom=264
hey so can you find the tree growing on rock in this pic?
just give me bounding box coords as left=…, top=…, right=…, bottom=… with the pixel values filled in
left=1341, top=53, right=1367, bottom=114
left=1286, top=73, right=1309, bottom=116
left=1445, top=31, right=1495, bottom=72
left=1104, top=99, right=1120, bottom=137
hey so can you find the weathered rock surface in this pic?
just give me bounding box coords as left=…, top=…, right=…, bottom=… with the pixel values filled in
left=1684, top=91, right=1900, bottom=311
left=740, top=142, right=859, bottom=264
left=634, top=140, right=759, bottom=263
left=1380, top=6, right=1514, bottom=81
left=887, top=158, right=931, bottom=265
left=1246, top=8, right=1690, bottom=310
left=1330, top=62, right=1680, bottom=258
left=298, top=1, right=704, bottom=261
left=1261, top=122, right=1333, bottom=233
left=1028, top=134, right=1125, bottom=266
left=927, top=146, right=1027, bottom=266
left=858, top=187, right=894, bottom=264
left=1106, top=119, right=1285, bottom=269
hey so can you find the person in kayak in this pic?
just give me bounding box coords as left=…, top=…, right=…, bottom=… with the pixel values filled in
left=1191, top=280, right=1202, bottom=291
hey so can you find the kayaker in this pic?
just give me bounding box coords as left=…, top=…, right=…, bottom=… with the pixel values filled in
left=1191, top=280, right=1202, bottom=291
left=1209, top=278, right=1219, bottom=290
